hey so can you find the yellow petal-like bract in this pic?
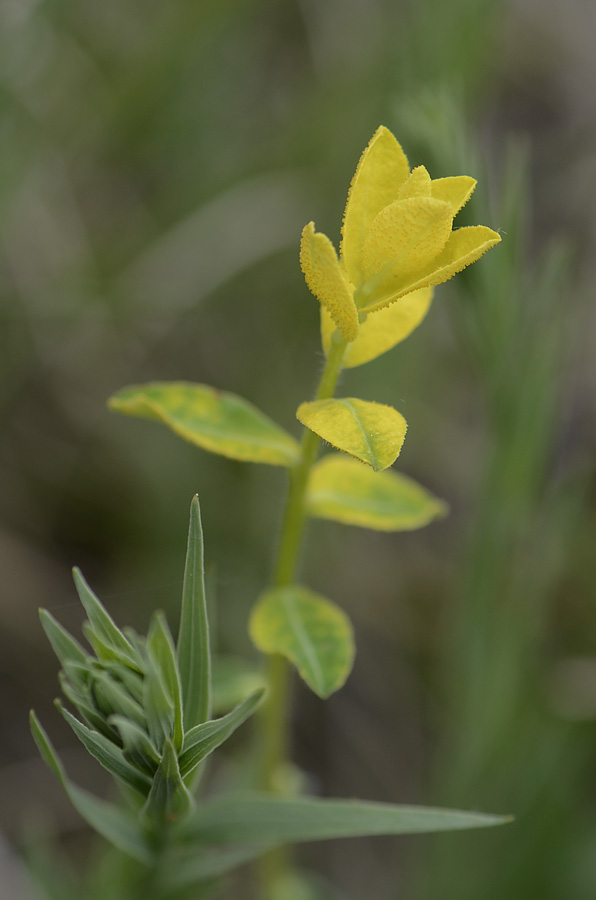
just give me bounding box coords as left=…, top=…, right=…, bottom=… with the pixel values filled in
left=296, top=398, right=407, bottom=471
left=321, top=288, right=433, bottom=368
left=300, top=222, right=359, bottom=341
left=299, top=126, right=500, bottom=356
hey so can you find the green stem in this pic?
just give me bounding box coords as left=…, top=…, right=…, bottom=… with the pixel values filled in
left=256, top=332, right=347, bottom=896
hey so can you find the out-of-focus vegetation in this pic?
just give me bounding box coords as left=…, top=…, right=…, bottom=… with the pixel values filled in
left=2, top=0, right=596, bottom=898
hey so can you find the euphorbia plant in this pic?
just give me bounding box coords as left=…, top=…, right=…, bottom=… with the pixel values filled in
left=31, top=126, right=504, bottom=899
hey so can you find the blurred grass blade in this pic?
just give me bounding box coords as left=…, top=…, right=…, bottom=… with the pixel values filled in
left=147, top=612, right=184, bottom=753
left=39, top=610, right=87, bottom=667
left=30, top=712, right=150, bottom=863
left=178, top=496, right=211, bottom=731
left=109, top=715, right=161, bottom=776
left=179, top=688, right=266, bottom=778
left=57, top=703, right=152, bottom=795
left=296, top=398, right=407, bottom=471
left=72, top=568, right=141, bottom=669
left=307, top=454, right=447, bottom=530
left=249, top=586, right=355, bottom=698
left=180, top=792, right=511, bottom=845
left=108, top=382, right=301, bottom=466
left=141, top=739, right=193, bottom=826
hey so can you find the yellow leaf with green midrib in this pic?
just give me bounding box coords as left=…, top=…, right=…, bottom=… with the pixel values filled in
left=109, top=382, right=300, bottom=467
left=296, top=398, right=406, bottom=471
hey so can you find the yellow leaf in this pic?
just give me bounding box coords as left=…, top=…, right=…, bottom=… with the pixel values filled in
left=296, top=397, right=407, bottom=471
left=306, top=454, right=447, bottom=531
left=341, top=126, right=409, bottom=286
left=363, top=225, right=501, bottom=314
left=321, top=288, right=433, bottom=368
left=360, top=197, right=452, bottom=298
left=109, top=382, right=300, bottom=466
left=398, top=165, right=431, bottom=200
left=300, top=222, right=359, bottom=341
left=431, top=176, right=476, bottom=215
left=249, top=585, right=354, bottom=698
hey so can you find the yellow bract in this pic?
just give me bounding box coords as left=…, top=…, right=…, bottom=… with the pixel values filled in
left=299, top=125, right=501, bottom=361
left=320, top=287, right=433, bottom=368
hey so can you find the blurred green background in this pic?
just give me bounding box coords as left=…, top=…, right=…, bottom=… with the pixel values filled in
left=2, top=0, right=596, bottom=897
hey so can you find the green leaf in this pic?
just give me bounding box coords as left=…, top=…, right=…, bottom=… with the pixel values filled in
left=179, top=688, right=265, bottom=778
left=30, top=712, right=150, bottom=863
left=90, top=671, right=147, bottom=730
left=296, top=398, right=407, bottom=471
left=180, top=792, right=511, bottom=846
left=143, top=654, right=175, bottom=751
left=178, top=496, right=211, bottom=733
left=147, top=612, right=184, bottom=753
left=59, top=672, right=120, bottom=742
left=162, top=845, right=267, bottom=895
left=109, top=715, right=161, bottom=776
left=72, top=568, right=141, bottom=671
left=141, top=739, right=193, bottom=826
left=306, top=454, right=447, bottom=531
left=57, top=703, right=152, bottom=795
left=39, top=609, right=87, bottom=667
left=249, top=586, right=354, bottom=698
left=109, top=382, right=300, bottom=467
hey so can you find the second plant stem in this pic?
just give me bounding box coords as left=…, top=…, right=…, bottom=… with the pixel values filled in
left=258, top=331, right=347, bottom=791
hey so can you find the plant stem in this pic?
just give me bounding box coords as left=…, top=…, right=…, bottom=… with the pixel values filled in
left=256, top=332, right=347, bottom=897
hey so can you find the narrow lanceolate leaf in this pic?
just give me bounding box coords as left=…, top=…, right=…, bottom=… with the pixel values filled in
left=179, top=688, right=266, bottom=778
left=39, top=610, right=87, bottom=668
left=147, top=612, right=184, bottom=753
left=180, top=792, right=511, bottom=846
left=297, top=398, right=407, bottom=471
left=249, top=587, right=354, bottom=698
left=109, top=383, right=300, bottom=467
left=59, top=673, right=120, bottom=742
left=178, top=496, right=211, bottom=731
left=90, top=671, right=147, bottom=730
left=306, top=455, right=447, bottom=531
left=109, top=716, right=161, bottom=776
left=143, top=655, right=175, bottom=751
left=321, top=288, right=433, bottom=368
left=299, top=222, right=359, bottom=342
left=141, top=739, right=193, bottom=826
left=82, top=622, right=142, bottom=672
left=72, top=568, right=141, bottom=670
left=341, top=125, right=410, bottom=286
left=164, top=845, right=268, bottom=894
left=57, top=703, right=152, bottom=795
left=30, top=712, right=150, bottom=863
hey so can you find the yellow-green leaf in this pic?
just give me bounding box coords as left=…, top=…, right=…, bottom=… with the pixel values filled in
left=299, top=222, right=359, bottom=341
left=321, top=288, right=432, bottom=368
left=296, top=398, right=406, bottom=471
left=365, top=225, right=501, bottom=314
left=109, top=382, right=300, bottom=467
left=249, top=586, right=354, bottom=698
left=341, top=126, right=409, bottom=286
left=306, top=454, right=447, bottom=531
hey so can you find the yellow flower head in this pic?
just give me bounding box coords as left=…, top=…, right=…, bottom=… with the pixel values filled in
left=300, top=126, right=501, bottom=360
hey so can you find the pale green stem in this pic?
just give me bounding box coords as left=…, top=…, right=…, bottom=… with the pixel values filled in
left=256, top=331, right=347, bottom=897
